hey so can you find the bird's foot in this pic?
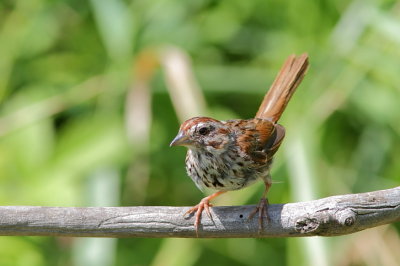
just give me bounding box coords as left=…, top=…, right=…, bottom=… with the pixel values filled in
left=184, top=197, right=214, bottom=237
left=248, top=197, right=270, bottom=232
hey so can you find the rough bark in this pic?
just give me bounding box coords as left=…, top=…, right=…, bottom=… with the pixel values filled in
left=0, top=187, right=399, bottom=238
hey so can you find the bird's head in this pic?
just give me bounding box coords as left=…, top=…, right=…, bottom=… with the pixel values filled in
left=170, top=117, right=230, bottom=151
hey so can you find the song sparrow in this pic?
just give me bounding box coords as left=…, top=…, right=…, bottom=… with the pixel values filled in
left=170, top=54, right=309, bottom=234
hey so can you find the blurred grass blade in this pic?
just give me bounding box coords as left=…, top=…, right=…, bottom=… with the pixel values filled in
left=72, top=168, right=120, bottom=266
left=161, top=46, right=207, bottom=122
left=373, top=9, right=400, bottom=44
left=89, top=0, right=134, bottom=61
left=0, top=1, right=44, bottom=101
left=0, top=77, right=104, bottom=137
left=285, top=134, right=329, bottom=266
left=124, top=50, right=158, bottom=204
left=125, top=50, right=158, bottom=144
left=331, top=0, right=375, bottom=55
left=150, top=239, right=201, bottom=266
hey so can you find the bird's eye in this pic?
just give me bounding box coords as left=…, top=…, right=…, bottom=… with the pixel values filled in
left=198, top=127, right=209, bottom=135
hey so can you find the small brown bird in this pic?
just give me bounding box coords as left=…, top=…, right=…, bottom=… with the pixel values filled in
left=170, top=54, right=309, bottom=234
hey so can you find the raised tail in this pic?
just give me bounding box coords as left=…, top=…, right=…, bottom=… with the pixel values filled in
left=255, top=53, right=309, bottom=122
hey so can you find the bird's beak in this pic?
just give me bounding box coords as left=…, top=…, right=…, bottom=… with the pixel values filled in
left=170, top=132, right=191, bottom=147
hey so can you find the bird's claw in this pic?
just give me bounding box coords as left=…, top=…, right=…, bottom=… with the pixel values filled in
left=248, top=197, right=270, bottom=232
left=184, top=199, right=214, bottom=237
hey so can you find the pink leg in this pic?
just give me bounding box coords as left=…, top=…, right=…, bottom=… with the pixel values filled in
left=185, top=191, right=226, bottom=236
left=249, top=180, right=272, bottom=231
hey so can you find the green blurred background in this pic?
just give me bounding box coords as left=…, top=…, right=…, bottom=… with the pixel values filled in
left=1, top=0, right=400, bottom=265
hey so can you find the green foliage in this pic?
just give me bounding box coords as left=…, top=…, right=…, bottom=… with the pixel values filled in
left=1, top=0, right=400, bottom=265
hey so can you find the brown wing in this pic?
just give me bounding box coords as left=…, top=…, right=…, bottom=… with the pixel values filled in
left=266, top=124, right=285, bottom=158
left=234, top=119, right=285, bottom=163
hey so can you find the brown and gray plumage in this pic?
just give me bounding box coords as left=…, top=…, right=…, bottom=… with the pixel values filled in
left=170, top=54, right=309, bottom=234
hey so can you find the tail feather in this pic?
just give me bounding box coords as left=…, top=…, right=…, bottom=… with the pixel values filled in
left=256, top=53, right=309, bottom=122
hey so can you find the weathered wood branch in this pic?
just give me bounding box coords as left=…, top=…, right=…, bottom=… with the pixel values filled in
left=0, top=187, right=399, bottom=238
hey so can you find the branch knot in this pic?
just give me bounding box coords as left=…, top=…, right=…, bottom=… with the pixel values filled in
left=295, top=217, right=320, bottom=234
left=337, top=209, right=356, bottom=227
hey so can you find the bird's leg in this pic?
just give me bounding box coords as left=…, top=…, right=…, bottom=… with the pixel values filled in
left=249, top=179, right=272, bottom=231
left=184, top=191, right=226, bottom=236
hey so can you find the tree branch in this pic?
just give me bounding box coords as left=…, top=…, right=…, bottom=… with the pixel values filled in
left=0, top=187, right=399, bottom=238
